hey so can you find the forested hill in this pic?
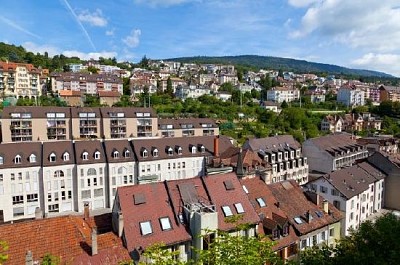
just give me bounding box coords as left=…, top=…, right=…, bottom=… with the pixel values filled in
left=166, top=55, right=394, bottom=78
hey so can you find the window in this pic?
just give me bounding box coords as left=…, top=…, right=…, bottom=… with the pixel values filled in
left=160, top=217, right=172, bottom=231
left=82, top=152, right=89, bottom=160
left=140, top=221, right=153, bottom=235
left=283, top=225, right=289, bottom=236
left=142, top=149, right=148, bottom=158
left=222, top=206, right=233, bottom=217
left=177, top=146, right=182, bottom=155
left=87, top=168, right=97, bottom=176
left=29, top=154, right=36, bottom=163
left=113, top=151, right=119, bottom=159
left=331, top=189, right=340, bottom=196
left=81, top=190, right=91, bottom=199
left=301, top=239, right=307, bottom=249
left=152, top=149, right=158, bottom=157
left=329, top=228, right=334, bottom=237
left=294, top=217, right=303, bottom=224
left=350, top=212, right=354, bottom=221
left=234, top=203, right=245, bottom=214
left=49, top=153, right=56, bottom=162
left=12, top=195, right=24, bottom=204
left=0, top=156, right=3, bottom=165
left=272, top=229, right=280, bottom=239
left=124, top=150, right=130, bottom=158
left=94, top=151, right=101, bottom=160
left=15, top=155, right=22, bottom=164
left=321, top=231, right=326, bottom=241
left=320, top=186, right=328, bottom=193
left=48, top=204, right=59, bottom=212
left=27, top=193, right=38, bottom=202
left=191, top=146, right=197, bottom=154
left=200, top=145, right=205, bottom=153
left=312, top=235, right=317, bottom=245
left=333, top=200, right=341, bottom=209
left=256, top=198, right=266, bottom=207
left=63, top=152, right=70, bottom=161
left=167, top=147, right=173, bottom=156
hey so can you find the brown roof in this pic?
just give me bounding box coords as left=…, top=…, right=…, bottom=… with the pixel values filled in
left=59, top=90, right=82, bottom=97
left=53, top=73, right=123, bottom=84
left=305, top=133, right=365, bottom=156
left=70, top=107, right=102, bottom=119
left=0, top=214, right=130, bottom=265
left=97, top=90, right=121, bottom=97
left=42, top=141, right=75, bottom=167
left=116, top=182, right=192, bottom=252
left=102, top=139, right=136, bottom=164
left=74, top=140, right=106, bottom=164
left=100, top=107, right=156, bottom=118
left=240, top=178, right=299, bottom=251
left=2, top=106, right=72, bottom=119
left=243, top=135, right=301, bottom=151
left=268, top=180, right=342, bottom=236
left=132, top=135, right=233, bottom=162
left=202, top=173, right=260, bottom=231
left=158, top=118, right=218, bottom=129
left=0, top=142, right=42, bottom=169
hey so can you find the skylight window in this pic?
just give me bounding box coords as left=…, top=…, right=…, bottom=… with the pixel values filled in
left=222, top=206, right=233, bottom=217
left=234, top=203, right=245, bottom=214
left=315, top=211, right=324, bottom=218
left=294, top=217, right=303, bottom=224
left=160, top=217, right=172, bottom=231
left=242, top=185, right=249, bottom=194
left=256, top=198, right=266, bottom=207
left=140, top=221, right=152, bottom=235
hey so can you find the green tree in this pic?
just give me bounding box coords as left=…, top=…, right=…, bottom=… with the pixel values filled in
left=41, top=253, right=60, bottom=265
left=87, top=66, right=99, bottom=74
left=0, top=241, right=9, bottom=264
left=139, top=243, right=186, bottom=265
left=166, top=77, right=173, bottom=96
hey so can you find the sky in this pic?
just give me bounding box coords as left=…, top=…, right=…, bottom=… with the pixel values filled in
left=1, top=0, right=400, bottom=76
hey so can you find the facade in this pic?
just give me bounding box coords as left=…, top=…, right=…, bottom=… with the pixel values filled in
left=302, top=134, right=369, bottom=174
left=320, top=115, right=343, bottom=133
left=243, top=135, right=309, bottom=185
left=379, top=85, right=400, bottom=102
left=306, top=162, right=385, bottom=236
left=357, top=136, right=398, bottom=154
left=157, top=118, right=219, bottom=138
left=261, top=101, right=282, bottom=113
left=337, top=84, right=365, bottom=107
left=266, top=87, right=300, bottom=103
left=0, top=62, right=43, bottom=99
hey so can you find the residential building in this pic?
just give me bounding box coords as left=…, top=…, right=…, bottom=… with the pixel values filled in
left=357, top=136, right=398, bottom=154
left=243, top=135, right=309, bottom=184
left=306, top=162, right=385, bottom=236
left=342, top=113, right=382, bottom=133
left=261, top=101, right=282, bottom=113
left=71, top=107, right=103, bottom=139
left=266, top=86, right=300, bottom=103
left=241, top=178, right=299, bottom=261
left=157, top=118, right=219, bottom=138
left=98, top=90, right=121, bottom=106
left=0, top=62, right=42, bottom=99
left=320, top=115, right=343, bottom=133
left=337, top=84, right=365, bottom=107
left=302, top=134, right=368, bottom=174
left=268, top=180, right=342, bottom=250
left=379, top=85, right=400, bottom=102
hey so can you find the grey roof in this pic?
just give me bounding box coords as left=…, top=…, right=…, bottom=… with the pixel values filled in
left=2, top=106, right=72, bottom=119
left=102, top=139, right=136, bottom=164
left=158, top=118, right=218, bottom=129
left=100, top=107, right=156, bottom=118
left=243, top=135, right=301, bottom=151
left=73, top=140, right=106, bottom=164
left=0, top=142, right=42, bottom=169
left=304, top=133, right=364, bottom=155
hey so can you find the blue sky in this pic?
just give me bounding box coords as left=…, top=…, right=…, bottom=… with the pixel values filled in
left=1, top=0, right=400, bottom=76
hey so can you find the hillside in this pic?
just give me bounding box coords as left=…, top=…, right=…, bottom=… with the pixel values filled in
left=165, top=55, right=394, bottom=78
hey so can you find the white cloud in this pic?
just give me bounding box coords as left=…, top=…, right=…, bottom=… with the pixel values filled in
left=105, top=29, right=114, bottom=36
left=23, top=42, right=60, bottom=56
left=352, top=53, right=400, bottom=77
left=290, top=0, right=400, bottom=52
left=62, top=50, right=118, bottom=60
left=287, top=0, right=318, bottom=8
left=122, top=29, right=141, bottom=48
left=77, top=9, right=107, bottom=27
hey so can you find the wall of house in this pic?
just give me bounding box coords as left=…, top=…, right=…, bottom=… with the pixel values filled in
left=108, top=162, right=135, bottom=207
left=302, top=141, right=334, bottom=174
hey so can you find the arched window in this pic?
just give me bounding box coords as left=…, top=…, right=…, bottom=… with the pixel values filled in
left=82, top=152, right=89, bottom=160
left=118, top=167, right=126, bottom=175
left=124, top=149, right=130, bottom=158
left=113, top=151, right=119, bottom=159
left=29, top=154, right=37, bottom=163
left=63, top=152, right=70, bottom=161
left=54, top=170, right=65, bottom=178
left=200, top=145, right=206, bottom=153
left=152, top=148, right=159, bottom=157
left=142, top=149, right=148, bottom=158
left=94, top=151, right=101, bottom=160
left=177, top=146, right=183, bottom=155
left=15, top=155, right=22, bottom=164
left=87, top=168, right=97, bottom=176
left=191, top=146, right=197, bottom=154
left=49, top=153, right=56, bottom=162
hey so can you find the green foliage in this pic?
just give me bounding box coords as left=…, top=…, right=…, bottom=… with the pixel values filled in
left=113, top=95, right=134, bottom=107
left=166, top=77, right=173, bottom=96
left=301, top=213, right=400, bottom=265
left=41, top=253, right=60, bottom=265
left=0, top=241, right=9, bottom=264
left=84, top=94, right=103, bottom=107
left=87, top=66, right=99, bottom=74
left=138, top=243, right=186, bottom=265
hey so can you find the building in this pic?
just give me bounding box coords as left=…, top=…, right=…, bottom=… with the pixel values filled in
left=379, top=85, right=400, bottom=102
left=0, top=62, right=43, bottom=99
left=302, top=134, right=368, bottom=174
left=241, top=177, right=299, bottom=261
left=306, top=162, right=385, bottom=236
left=266, top=87, right=300, bottom=103
left=342, top=113, right=382, bottom=133
left=157, top=118, right=219, bottom=138
left=357, top=136, right=398, bottom=154
left=268, top=180, right=342, bottom=250
left=243, top=135, right=309, bottom=184
left=98, top=90, right=121, bottom=106
left=320, top=115, right=343, bottom=133
left=261, top=101, right=282, bottom=113
left=337, top=84, right=365, bottom=107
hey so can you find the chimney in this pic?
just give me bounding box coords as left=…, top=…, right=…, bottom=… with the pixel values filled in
left=34, top=207, right=43, bottom=219
left=91, top=227, right=98, bottom=256
left=214, top=136, right=220, bottom=157
left=323, top=200, right=329, bottom=214
left=118, top=211, right=124, bottom=237
left=26, top=251, right=33, bottom=265
left=83, top=202, right=90, bottom=220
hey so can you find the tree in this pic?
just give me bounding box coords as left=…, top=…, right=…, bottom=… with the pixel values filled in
left=139, top=55, right=149, bottom=69
left=41, top=253, right=60, bottom=265
left=166, top=77, right=173, bottom=96
left=301, top=213, right=400, bottom=265
left=87, top=66, right=99, bottom=74
left=0, top=241, right=9, bottom=264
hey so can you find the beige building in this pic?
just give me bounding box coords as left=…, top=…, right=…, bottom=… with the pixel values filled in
left=157, top=118, right=219, bottom=137
left=0, top=62, right=43, bottom=99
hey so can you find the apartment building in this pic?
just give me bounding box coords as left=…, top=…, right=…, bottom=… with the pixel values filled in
left=243, top=135, right=309, bottom=184
left=337, top=84, right=365, bottom=107
left=379, top=85, right=400, bottom=102
left=157, top=118, right=219, bottom=138
left=320, top=115, right=343, bottom=133
left=0, top=62, right=43, bottom=99
left=302, top=134, right=368, bottom=174
left=266, top=87, right=300, bottom=103
left=51, top=72, right=123, bottom=95
left=306, top=162, right=385, bottom=236
left=71, top=107, right=103, bottom=139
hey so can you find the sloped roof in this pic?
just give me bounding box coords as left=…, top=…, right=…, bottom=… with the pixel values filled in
left=102, top=139, right=136, bottom=164
left=74, top=140, right=106, bottom=164
left=42, top=141, right=75, bottom=167
left=0, top=142, right=42, bottom=169
left=244, top=135, right=301, bottom=151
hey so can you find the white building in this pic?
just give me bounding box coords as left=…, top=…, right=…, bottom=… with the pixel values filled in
left=337, top=84, right=365, bottom=107
left=306, top=162, right=385, bottom=236
left=267, top=87, right=300, bottom=103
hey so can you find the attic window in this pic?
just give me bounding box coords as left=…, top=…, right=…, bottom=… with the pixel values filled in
left=82, top=152, right=89, bottom=160
left=200, top=145, right=205, bottom=153
left=49, top=153, right=56, bottom=162
left=113, top=151, right=119, bottom=159
left=140, top=221, right=152, bottom=236
left=63, top=152, right=70, bottom=161
left=223, top=180, right=234, bottom=190
left=315, top=211, right=324, bottom=218
left=234, top=203, right=245, bottom=214
left=222, top=206, right=233, bottom=217
left=124, top=149, right=130, bottom=158
left=0, top=156, right=3, bottom=165
left=94, top=151, right=101, bottom=160
left=256, top=198, right=266, bottom=207
left=142, top=149, right=148, bottom=158
left=242, top=185, right=249, bottom=194
left=167, top=147, right=173, bottom=156
left=29, top=154, right=37, bottom=163
left=15, top=155, right=22, bottom=164
left=134, top=193, right=146, bottom=205
left=191, top=146, right=197, bottom=154
left=177, top=146, right=182, bottom=155
left=294, top=217, right=303, bottom=224
left=152, top=149, right=158, bottom=157
left=159, top=217, right=172, bottom=231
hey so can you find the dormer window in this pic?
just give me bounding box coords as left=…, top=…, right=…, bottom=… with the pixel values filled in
left=142, top=149, right=148, bottom=158
left=113, top=151, right=119, bottom=159
left=94, top=151, right=101, bottom=160
left=49, top=153, right=56, bottom=162
left=272, top=228, right=280, bottom=240
left=200, top=145, right=205, bottom=153
left=82, top=152, right=89, bottom=160
left=191, top=146, right=197, bottom=154
left=124, top=149, right=130, bottom=158
left=29, top=154, right=37, bottom=163
left=63, top=152, right=70, bottom=161
left=167, top=147, right=173, bottom=156
left=152, top=148, right=158, bottom=157
left=15, top=155, right=22, bottom=164
left=177, top=146, right=182, bottom=155
left=282, top=224, right=289, bottom=236
left=0, top=156, right=3, bottom=165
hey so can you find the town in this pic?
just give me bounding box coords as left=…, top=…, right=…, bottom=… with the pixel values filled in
left=0, top=51, right=399, bottom=265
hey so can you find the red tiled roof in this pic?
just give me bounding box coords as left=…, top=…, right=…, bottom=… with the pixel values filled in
left=0, top=215, right=129, bottom=265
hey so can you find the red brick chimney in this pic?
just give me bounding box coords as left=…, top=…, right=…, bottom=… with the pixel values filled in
left=214, top=136, right=220, bottom=157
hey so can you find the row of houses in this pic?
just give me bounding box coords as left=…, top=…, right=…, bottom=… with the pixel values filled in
left=320, top=113, right=382, bottom=134
left=0, top=106, right=219, bottom=143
